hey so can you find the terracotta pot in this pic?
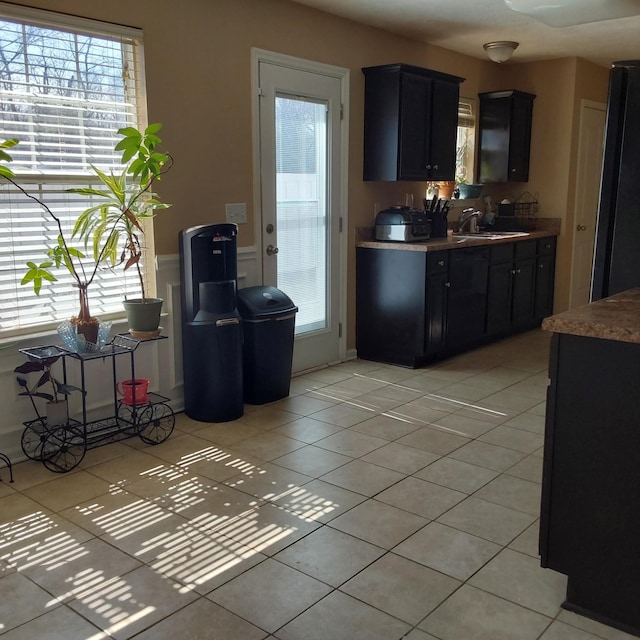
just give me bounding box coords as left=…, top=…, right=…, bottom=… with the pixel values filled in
left=438, top=182, right=456, bottom=199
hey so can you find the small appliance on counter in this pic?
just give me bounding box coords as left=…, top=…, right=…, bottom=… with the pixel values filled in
left=374, top=206, right=431, bottom=242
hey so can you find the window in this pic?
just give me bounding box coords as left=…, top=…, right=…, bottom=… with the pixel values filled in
left=0, top=4, right=147, bottom=337
left=456, top=98, right=476, bottom=186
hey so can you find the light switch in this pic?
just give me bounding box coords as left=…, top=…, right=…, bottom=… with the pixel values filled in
left=225, top=202, right=247, bottom=224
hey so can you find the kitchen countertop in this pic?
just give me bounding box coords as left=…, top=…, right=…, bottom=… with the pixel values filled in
left=542, top=288, right=640, bottom=344
left=356, top=228, right=558, bottom=252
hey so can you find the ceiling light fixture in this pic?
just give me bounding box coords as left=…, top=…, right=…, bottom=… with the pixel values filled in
left=483, top=41, right=519, bottom=63
left=504, top=0, right=640, bottom=27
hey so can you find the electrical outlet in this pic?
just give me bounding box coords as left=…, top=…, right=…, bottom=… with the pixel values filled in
left=225, top=202, right=247, bottom=224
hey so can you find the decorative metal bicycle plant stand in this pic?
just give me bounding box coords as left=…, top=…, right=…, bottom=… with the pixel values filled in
left=20, top=334, right=174, bottom=473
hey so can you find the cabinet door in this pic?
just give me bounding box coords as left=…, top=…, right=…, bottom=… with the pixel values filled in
left=446, top=248, right=489, bottom=349
left=356, top=247, right=426, bottom=367
left=534, top=254, right=555, bottom=319
left=478, top=97, right=510, bottom=183
left=427, top=79, right=460, bottom=181
left=486, top=261, right=514, bottom=336
left=508, top=94, right=534, bottom=181
left=426, top=271, right=448, bottom=355
left=511, top=258, right=536, bottom=328
left=478, top=91, right=535, bottom=183
left=398, top=72, right=431, bottom=180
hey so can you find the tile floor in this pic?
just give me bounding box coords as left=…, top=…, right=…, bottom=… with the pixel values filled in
left=0, top=330, right=635, bottom=639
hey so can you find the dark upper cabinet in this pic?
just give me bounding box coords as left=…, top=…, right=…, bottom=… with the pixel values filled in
left=362, top=64, right=464, bottom=181
left=477, top=90, right=535, bottom=183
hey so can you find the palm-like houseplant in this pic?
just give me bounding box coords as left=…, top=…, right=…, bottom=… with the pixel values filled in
left=0, top=125, right=172, bottom=346
left=1, top=138, right=104, bottom=346
left=71, top=123, right=173, bottom=334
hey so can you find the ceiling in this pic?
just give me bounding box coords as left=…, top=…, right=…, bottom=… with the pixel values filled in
left=289, top=0, right=640, bottom=67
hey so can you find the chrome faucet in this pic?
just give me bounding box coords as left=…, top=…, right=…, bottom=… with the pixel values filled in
left=458, top=208, right=482, bottom=233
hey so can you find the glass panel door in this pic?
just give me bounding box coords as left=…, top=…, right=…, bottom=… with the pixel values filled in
left=257, top=57, right=344, bottom=372
left=275, top=95, right=327, bottom=335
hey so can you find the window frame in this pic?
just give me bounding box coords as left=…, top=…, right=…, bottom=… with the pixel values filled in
left=456, top=96, right=477, bottom=190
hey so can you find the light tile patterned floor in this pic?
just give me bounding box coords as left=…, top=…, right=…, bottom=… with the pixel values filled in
left=0, top=330, right=636, bottom=639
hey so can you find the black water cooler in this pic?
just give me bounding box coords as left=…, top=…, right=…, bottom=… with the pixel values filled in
left=179, top=223, right=243, bottom=422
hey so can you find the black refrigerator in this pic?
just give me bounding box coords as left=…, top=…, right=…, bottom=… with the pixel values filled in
left=591, top=60, right=640, bottom=301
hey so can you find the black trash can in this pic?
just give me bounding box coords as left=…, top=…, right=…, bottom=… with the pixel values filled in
left=237, top=286, right=298, bottom=405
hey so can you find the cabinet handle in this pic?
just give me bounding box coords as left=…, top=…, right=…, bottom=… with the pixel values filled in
left=517, top=268, right=521, bottom=274
left=539, top=263, right=545, bottom=269
left=511, top=168, right=516, bottom=173
left=438, top=260, right=445, bottom=267
left=511, top=269, right=516, bottom=275
left=433, top=164, right=438, bottom=170
left=426, top=164, right=432, bottom=170
left=576, top=225, right=587, bottom=231
left=445, top=282, right=451, bottom=288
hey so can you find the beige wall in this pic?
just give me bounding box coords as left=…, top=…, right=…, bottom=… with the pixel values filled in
left=7, top=0, right=609, bottom=348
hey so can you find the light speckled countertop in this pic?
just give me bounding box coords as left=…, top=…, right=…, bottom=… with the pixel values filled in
left=356, top=229, right=557, bottom=252
left=542, top=288, right=640, bottom=344
left=356, top=218, right=560, bottom=251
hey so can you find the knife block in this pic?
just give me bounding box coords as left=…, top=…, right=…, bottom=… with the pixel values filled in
left=429, top=215, right=448, bottom=238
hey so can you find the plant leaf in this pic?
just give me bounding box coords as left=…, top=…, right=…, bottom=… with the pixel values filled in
left=0, top=165, right=16, bottom=179
left=14, top=361, right=45, bottom=374
left=55, top=381, right=86, bottom=396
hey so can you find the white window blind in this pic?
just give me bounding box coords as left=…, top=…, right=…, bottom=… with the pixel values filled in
left=0, top=4, right=148, bottom=337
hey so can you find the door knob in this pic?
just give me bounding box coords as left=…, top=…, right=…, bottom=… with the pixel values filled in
left=266, top=244, right=279, bottom=256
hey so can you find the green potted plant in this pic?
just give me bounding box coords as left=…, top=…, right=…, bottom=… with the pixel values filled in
left=1, top=139, right=107, bottom=347
left=71, top=124, right=173, bottom=335
left=15, top=350, right=85, bottom=426
left=0, top=125, right=172, bottom=343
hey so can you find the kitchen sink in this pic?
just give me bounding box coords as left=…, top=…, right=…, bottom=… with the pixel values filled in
left=453, top=231, right=530, bottom=240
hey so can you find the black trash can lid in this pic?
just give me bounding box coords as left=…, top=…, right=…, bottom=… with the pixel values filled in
left=237, top=286, right=298, bottom=319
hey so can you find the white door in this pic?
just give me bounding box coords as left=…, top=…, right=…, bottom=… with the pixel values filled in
left=256, top=53, right=347, bottom=372
left=569, top=100, right=606, bottom=308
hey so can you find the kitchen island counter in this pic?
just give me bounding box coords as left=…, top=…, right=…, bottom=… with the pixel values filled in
left=540, top=287, right=640, bottom=636
left=541, top=287, right=640, bottom=344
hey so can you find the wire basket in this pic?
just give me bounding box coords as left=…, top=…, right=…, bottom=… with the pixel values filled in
left=512, top=191, right=538, bottom=230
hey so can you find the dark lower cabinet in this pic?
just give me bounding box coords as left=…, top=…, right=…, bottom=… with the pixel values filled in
left=356, top=236, right=556, bottom=368
left=486, top=238, right=555, bottom=338
left=512, top=240, right=536, bottom=329
left=446, top=247, right=488, bottom=349
left=487, top=260, right=513, bottom=335
left=534, top=237, right=556, bottom=318
left=540, top=333, right=640, bottom=636
left=425, top=251, right=449, bottom=356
